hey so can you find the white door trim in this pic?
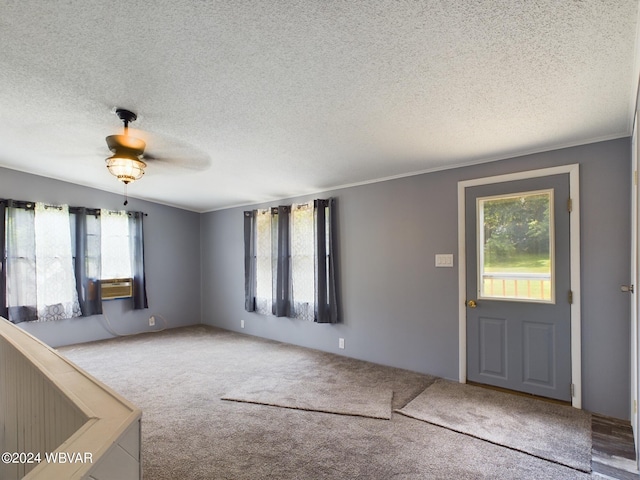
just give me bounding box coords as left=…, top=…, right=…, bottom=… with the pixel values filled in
left=457, top=164, right=582, bottom=408
left=631, top=114, right=639, bottom=464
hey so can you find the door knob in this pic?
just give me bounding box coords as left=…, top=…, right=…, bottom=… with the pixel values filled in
left=466, top=299, right=477, bottom=308
left=621, top=285, right=635, bottom=293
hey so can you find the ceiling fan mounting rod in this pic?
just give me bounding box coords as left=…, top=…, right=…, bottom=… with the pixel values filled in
left=115, top=108, right=137, bottom=134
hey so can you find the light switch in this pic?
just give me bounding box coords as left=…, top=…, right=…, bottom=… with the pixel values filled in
left=435, top=254, right=454, bottom=267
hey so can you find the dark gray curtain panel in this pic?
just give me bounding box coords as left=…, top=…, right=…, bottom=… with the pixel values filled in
left=243, top=210, right=257, bottom=312
left=314, top=198, right=339, bottom=324
left=273, top=206, right=291, bottom=317
left=71, top=207, right=103, bottom=317
left=0, top=200, right=6, bottom=320
left=129, top=211, right=148, bottom=310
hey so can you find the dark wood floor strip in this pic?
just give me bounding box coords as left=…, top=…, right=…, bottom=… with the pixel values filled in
left=592, top=461, right=640, bottom=480
left=592, top=414, right=638, bottom=479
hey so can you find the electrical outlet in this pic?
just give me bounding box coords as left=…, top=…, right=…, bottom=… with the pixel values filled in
left=241, top=319, right=245, bottom=329
left=149, top=316, right=155, bottom=326
left=338, top=338, right=345, bottom=349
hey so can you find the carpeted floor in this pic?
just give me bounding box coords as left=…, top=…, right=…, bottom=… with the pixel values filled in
left=397, top=378, right=592, bottom=472
left=59, top=325, right=595, bottom=479
left=222, top=377, right=394, bottom=419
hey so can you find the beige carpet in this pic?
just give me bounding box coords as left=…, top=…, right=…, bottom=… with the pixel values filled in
left=397, top=379, right=592, bottom=473
left=58, top=326, right=594, bottom=479
left=222, top=377, right=394, bottom=419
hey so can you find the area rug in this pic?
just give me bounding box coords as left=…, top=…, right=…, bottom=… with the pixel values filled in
left=396, top=379, right=592, bottom=472
left=222, top=376, right=394, bottom=419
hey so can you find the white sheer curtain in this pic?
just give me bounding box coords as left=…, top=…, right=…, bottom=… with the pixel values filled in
left=255, top=208, right=273, bottom=315
left=33, top=203, right=81, bottom=321
left=100, top=209, right=132, bottom=279
left=290, top=202, right=315, bottom=321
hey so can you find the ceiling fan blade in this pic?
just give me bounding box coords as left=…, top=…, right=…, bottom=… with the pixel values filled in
left=143, top=149, right=211, bottom=171
left=12, top=110, right=212, bottom=178
left=130, top=129, right=211, bottom=171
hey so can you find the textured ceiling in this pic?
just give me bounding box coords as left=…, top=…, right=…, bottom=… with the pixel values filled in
left=0, top=1, right=638, bottom=212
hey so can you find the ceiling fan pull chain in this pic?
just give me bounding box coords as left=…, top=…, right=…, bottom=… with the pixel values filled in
left=123, top=183, right=129, bottom=206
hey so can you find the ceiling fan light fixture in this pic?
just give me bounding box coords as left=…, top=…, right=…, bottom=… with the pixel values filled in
left=106, top=153, right=146, bottom=184
left=105, top=109, right=147, bottom=185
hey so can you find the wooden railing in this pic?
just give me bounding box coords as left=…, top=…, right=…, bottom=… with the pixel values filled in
left=0, top=317, right=142, bottom=479
left=481, top=272, right=552, bottom=301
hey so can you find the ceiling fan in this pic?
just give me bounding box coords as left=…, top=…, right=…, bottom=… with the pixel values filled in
left=105, top=108, right=147, bottom=185
left=104, top=108, right=211, bottom=204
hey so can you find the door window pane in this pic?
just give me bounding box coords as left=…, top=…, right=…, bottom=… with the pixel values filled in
left=477, top=189, right=554, bottom=303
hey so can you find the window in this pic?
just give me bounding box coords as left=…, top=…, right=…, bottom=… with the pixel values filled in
left=254, top=209, right=273, bottom=315
left=290, top=202, right=315, bottom=321
left=244, top=198, right=339, bottom=324
left=477, top=189, right=554, bottom=303
left=4, top=202, right=81, bottom=322
left=5, top=204, right=37, bottom=321
left=100, top=209, right=132, bottom=279
left=0, top=200, right=148, bottom=323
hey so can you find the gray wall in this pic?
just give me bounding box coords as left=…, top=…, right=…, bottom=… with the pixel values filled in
left=201, top=138, right=631, bottom=419
left=0, top=167, right=202, bottom=347
left=0, top=137, right=631, bottom=419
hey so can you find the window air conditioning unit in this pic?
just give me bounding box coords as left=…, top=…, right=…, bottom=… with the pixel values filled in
left=101, top=278, right=133, bottom=300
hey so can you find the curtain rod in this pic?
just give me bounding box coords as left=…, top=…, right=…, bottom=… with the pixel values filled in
left=248, top=200, right=326, bottom=214
left=0, top=199, right=147, bottom=216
